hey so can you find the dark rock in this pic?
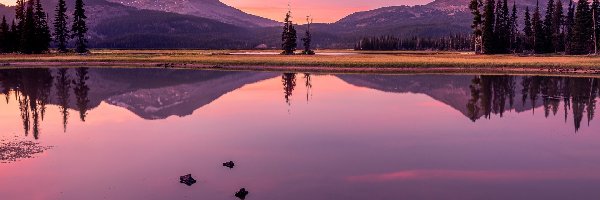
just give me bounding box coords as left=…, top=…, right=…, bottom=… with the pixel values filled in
left=179, top=174, right=197, bottom=186
left=223, top=161, right=235, bottom=169
left=235, top=188, right=249, bottom=200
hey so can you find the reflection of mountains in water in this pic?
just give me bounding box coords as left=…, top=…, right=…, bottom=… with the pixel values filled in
left=337, top=74, right=600, bottom=131
left=56, top=68, right=277, bottom=120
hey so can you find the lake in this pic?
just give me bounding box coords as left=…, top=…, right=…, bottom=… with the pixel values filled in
left=1, top=68, right=599, bottom=200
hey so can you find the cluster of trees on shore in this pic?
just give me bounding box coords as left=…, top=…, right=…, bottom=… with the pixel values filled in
left=281, top=8, right=315, bottom=55
left=354, top=35, right=473, bottom=51
left=0, top=0, right=88, bottom=54
left=470, top=0, right=600, bottom=55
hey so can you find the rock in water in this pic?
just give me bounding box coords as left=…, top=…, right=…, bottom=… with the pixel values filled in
left=223, top=161, right=235, bottom=169
left=235, top=188, right=249, bottom=199
left=179, top=174, right=197, bottom=186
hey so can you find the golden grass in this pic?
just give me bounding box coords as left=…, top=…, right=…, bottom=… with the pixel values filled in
left=2, top=49, right=600, bottom=69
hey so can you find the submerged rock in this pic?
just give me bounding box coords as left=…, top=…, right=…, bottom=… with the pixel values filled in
left=179, top=174, right=197, bottom=186
left=235, top=188, right=249, bottom=199
left=223, top=161, right=235, bottom=169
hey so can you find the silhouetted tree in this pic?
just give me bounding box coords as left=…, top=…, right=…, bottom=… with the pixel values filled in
left=72, top=0, right=88, bottom=53
left=532, top=1, right=545, bottom=53
left=571, top=0, right=592, bottom=55
left=543, top=0, right=555, bottom=53
left=494, top=0, right=510, bottom=53
left=281, top=9, right=297, bottom=55
left=33, top=0, right=51, bottom=53
left=54, top=0, right=69, bottom=52
left=523, top=7, right=534, bottom=52
left=301, top=16, right=315, bottom=55
left=0, top=16, right=8, bottom=53
left=20, top=0, right=35, bottom=54
left=565, top=0, right=575, bottom=54
left=470, top=0, right=484, bottom=53
left=552, top=0, right=565, bottom=52
left=482, top=0, right=496, bottom=53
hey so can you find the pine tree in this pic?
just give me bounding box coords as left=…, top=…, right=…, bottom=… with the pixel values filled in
left=72, top=0, right=88, bottom=53
left=565, top=0, right=575, bottom=54
left=9, top=20, right=17, bottom=52
left=509, top=2, right=519, bottom=52
left=34, top=0, right=51, bottom=53
left=592, top=0, right=600, bottom=54
left=0, top=16, right=7, bottom=53
left=15, top=0, right=26, bottom=51
left=54, top=0, right=69, bottom=52
left=281, top=9, right=297, bottom=55
left=543, top=0, right=555, bottom=53
left=469, top=0, right=484, bottom=53
left=571, top=0, right=592, bottom=55
left=482, top=0, right=496, bottom=54
left=21, top=0, right=36, bottom=54
left=524, top=7, right=533, bottom=52
left=494, top=0, right=509, bottom=53
left=552, top=0, right=565, bottom=52
left=532, top=1, right=545, bottom=53
left=301, top=16, right=314, bottom=55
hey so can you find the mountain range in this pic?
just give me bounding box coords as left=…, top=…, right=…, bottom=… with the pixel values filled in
left=0, top=0, right=569, bottom=48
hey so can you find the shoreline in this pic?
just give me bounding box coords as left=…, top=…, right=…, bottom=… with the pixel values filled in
left=2, top=50, right=600, bottom=76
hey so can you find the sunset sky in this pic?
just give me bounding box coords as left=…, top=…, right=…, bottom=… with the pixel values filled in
left=0, top=0, right=434, bottom=23
left=221, top=0, right=433, bottom=23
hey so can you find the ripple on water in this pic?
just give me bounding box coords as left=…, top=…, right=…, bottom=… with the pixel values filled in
left=0, top=138, right=52, bottom=163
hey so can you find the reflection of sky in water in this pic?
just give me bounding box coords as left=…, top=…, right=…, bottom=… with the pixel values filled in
left=0, top=69, right=600, bottom=200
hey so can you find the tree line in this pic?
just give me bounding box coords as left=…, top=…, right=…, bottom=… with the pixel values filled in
left=470, top=0, right=600, bottom=55
left=354, top=35, right=473, bottom=51
left=0, top=0, right=88, bottom=54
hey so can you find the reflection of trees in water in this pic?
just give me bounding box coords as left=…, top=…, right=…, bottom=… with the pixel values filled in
left=468, top=75, right=600, bottom=132
left=282, top=73, right=296, bottom=105
left=467, top=75, right=515, bottom=121
left=55, top=68, right=71, bottom=132
left=73, top=68, right=90, bottom=122
left=0, top=69, right=53, bottom=139
left=0, top=68, right=90, bottom=139
left=304, top=73, right=312, bottom=102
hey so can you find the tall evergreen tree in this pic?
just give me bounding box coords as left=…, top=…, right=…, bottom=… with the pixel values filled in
left=20, top=0, right=36, bottom=54
left=9, top=20, right=17, bottom=52
left=524, top=7, right=533, bottom=52
left=532, top=1, right=545, bottom=53
left=72, top=0, right=88, bottom=53
left=494, top=0, right=509, bottom=53
left=509, top=2, right=519, bottom=52
left=301, top=16, right=314, bottom=55
left=571, top=0, right=592, bottom=55
left=54, top=0, right=69, bottom=52
left=482, top=0, right=496, bottom=54
left=565, top=0, right=575, bottom=54
left=543, top=0, right=555, bottom=52
left=281, top=9, right=297, bottom=55
left=592, top=0, right=600, bottom=54
left=15, top=0, right=26, bottom=51
left=552, top=0, right=565, bottom=52
left=469, top=0, right=484, bottom=53
left=34, top=0, right=51, bottom=53
left=0, top=16, right=7, bottom=53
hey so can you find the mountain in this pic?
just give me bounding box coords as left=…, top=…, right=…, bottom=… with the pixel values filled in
left=332, top=0, right=570, bottom=39
left=104, top=0, right=279, bottom=28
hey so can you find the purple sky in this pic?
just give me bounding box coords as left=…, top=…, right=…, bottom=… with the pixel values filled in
left=221, top=0, right=434, bottom=23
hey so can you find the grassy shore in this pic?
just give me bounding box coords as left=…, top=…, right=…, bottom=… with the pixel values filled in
left=2, top=49, right=600, bottom=74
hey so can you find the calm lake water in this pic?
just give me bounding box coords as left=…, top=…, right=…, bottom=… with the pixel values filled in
left=1, top=68, right=600, bottom=200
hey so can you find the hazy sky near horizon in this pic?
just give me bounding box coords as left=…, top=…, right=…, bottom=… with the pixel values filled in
left=221, top=0, right=433, bottom=23
left=0, top=0, right=434, bottom=23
